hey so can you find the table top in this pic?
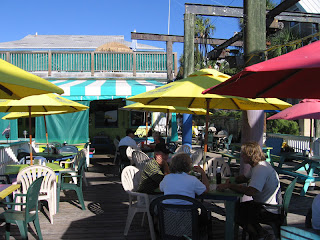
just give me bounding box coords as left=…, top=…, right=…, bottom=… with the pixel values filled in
left=35, top=152, right=76, bottom=160
left=281, top=152, right=320, bottom=162
left=0, top=184, right=21, bottom=200
left=5, top=163, right=66, bottom=175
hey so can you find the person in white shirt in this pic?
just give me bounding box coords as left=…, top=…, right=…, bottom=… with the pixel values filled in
left=119, top=129, right=138, bottom=149
left=160, top=152, right=209, bottom=205
left=218, top=142, right=281, bottom=239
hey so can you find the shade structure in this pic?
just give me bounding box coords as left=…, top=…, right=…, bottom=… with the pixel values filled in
left=95, top=42, right=133, bottom=52
left=122, top=102, right=212, bottom=115
left=267, top=99, right=320, bottom=152
left=128, top=68, right=292, bottom=166
left=0, top=94, right=89, bottom=164
left=203, top=40, right=320, bottom=99
left=128, top=69, right=292, bottom=111
left=0, top=59, right=64, bottom=99
left=2, top=111, right=69, bottom=120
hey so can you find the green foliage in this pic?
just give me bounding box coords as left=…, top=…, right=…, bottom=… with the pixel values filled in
left=213, top=110, right=242, bottom=120
left=267, top=119, right=300, bottom=135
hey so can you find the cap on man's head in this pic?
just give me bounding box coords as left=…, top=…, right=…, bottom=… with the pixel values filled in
left=126, top=129, right=135, bottom=136
left=154, top=143, right=173, bottom=154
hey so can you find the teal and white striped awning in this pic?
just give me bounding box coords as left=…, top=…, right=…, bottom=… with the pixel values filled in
left=48, top=79, right=166, bottom=101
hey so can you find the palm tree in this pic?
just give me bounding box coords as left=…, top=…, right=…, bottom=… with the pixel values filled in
left=194, top=16, right=215, bottom=68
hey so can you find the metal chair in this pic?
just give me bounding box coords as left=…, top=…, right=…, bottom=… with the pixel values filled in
left=121, top=166, right=156, bottom=240
left=132, top=150, right=150, bottom=171
left=149, top=194, right=211, bottom=240
left=17, top=165, right=57, bottom=224
left=0, top=176, right=44, bottom=240
left=57, top=156, right=86, bottom=212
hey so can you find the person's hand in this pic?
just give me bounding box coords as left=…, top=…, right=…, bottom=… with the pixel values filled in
left=217, top=183, right=230, bottom=191
left=193, top=165, right=205, bottom=174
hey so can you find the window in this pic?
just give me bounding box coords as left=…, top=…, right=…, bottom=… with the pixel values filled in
left=92, top=101, right=119, bottom=128
left=130, top=111, right=151, bottom=127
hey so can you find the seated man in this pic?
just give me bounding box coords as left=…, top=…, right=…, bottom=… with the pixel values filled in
left=218, top=142, right=281, bottom=239
left=137, top=143, right=171, bottom=194
left=119, top=129, right=138, bottom=150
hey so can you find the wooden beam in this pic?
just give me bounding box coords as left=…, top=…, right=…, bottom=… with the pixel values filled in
left=131, top=32, right=243, bottom=46
left=185, top=2, right=320, bottom=24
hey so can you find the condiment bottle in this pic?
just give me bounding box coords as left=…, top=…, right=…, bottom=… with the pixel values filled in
left=216, top=166, right=222, bottom=184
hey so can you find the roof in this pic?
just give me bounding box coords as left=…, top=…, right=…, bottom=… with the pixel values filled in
left=289, top=0, right=320, bottom=13
left=0, top=35, right=164, bottom=51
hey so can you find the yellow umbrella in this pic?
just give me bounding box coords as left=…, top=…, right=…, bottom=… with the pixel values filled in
left=0, top=94, right=89, bottom=164
left=2, top=111, right=71, bottom=155
left=128, top=68, right=292, bottom=164
left=0, top=59, right=64, bottom=99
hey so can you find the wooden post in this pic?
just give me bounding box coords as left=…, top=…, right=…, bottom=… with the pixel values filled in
left=182, top=13, right=195, bottom=147
left=133, top=52, right=136, bottom=77
left=48, top=50, right=52, bottom=77
left=91, top=52, right=95, bottom=76
left=173, top=52, right=178, bottom=78
left=166, top=41, right=173, bottom=82
left=6, top=52, right=10, bottom=63
left=240, top=0, right=266, bottom=175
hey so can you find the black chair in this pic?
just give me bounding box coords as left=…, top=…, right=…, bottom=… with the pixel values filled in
left=242, top=178, right=298, bottom=240
left=149, top=194, right=211, bottom=240
left=118, top=146, right=131, bottom=174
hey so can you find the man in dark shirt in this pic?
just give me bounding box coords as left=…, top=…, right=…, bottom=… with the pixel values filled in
left=137, top=143, right=171, bottom=194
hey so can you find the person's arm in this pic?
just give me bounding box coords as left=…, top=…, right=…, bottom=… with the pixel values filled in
left=194, top=165, right=209, bottom=192
left=217, top=182, right=258, bottom=196
left=162, top=160, right=170, bottom=175
left=234, top=175, right=249, bottom=184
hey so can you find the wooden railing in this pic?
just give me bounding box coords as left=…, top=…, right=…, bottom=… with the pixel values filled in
left=266, top=133, right=314, bottom=154
left=0, top=51, right=177, bottom=77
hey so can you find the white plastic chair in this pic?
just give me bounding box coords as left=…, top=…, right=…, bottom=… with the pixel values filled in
left=190, top=149, right=204, bottom=167
left=132, top=151, right=150, bottom=171
left=126, top=146, right=134, bottom=165
left=206, top=158, right=231, bottom=178
left=121, top=166, right=155, bottom=240
left=113, top=138, right=120, bottom=164
left=17, top=165, right=57, bottom=224
left=175, top=144, right=191, bottom=154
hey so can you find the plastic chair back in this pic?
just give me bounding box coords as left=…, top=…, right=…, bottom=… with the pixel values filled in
left=149, top=194, right=210, bottom=240
left=191, top=149, right=203, bottom=166
left=25, top=176, right=44, bottom=214
left=176, top=145, right=191, bottom=154
left=121, top=166, right=140, bottom=192
left=132, top=151, right=150, bottom=171
left=283, top=177, right=298, bottom=219
left=206, top=158, right=231, bottom=177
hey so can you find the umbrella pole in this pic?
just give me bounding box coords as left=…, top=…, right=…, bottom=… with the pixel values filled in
left=203, top=99, right=211, bottom=171
left=28, top=106, right=33, bottom=165
left=310, top=119, right=313, bottom=154
left=44, top=115, right=50, bottom=154
left=145, top=112, right=148, bottom=144
left=166, top=109, right=169, bottom=139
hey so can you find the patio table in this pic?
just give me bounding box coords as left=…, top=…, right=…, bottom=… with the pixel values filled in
left=0, top=184, right=20, bottom=201
left=273, top=152, right=320, bottom=196
left=5, top=163, right=66, bottom=175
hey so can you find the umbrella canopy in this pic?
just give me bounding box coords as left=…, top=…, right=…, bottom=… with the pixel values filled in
left=267, top=99, right=320, bottom=152
left=267, top=99, right=320, bottom=120
left=95, top=42, right=133, bottom=52
left=2, top=111, right=70, bottom=120
left=122, top=102, right=213, bottom=115
left=128, top=68, right=292, bottom=111
left=203, top=40, right=320, bottom=99
left=0, top=59, right=64, bottom=99
left=0, top=94, right=89, bottom=164
left=0, top=93, right=88, bottom=112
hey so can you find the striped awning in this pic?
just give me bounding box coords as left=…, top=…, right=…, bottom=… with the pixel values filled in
left=48, top=79, right=166, bottom=101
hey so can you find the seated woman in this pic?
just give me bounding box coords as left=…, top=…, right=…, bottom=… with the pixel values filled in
left=160, top=152, right=209, bottom=204
left=146, top=131, right=165, bottom=150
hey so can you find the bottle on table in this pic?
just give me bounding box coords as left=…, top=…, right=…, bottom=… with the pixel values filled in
left=216, top=166, right=222, bottom=184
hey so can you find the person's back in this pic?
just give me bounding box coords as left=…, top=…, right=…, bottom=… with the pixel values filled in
left=312, top=194, right=320, bottom=229
left=119, top=129, right=137, bottom=149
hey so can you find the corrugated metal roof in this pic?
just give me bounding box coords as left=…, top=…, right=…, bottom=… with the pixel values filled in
left=0, top=35, right=164, bottom=51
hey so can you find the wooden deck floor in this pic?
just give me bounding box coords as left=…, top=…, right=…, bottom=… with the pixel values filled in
left=0, top=153, right=318, bottom=239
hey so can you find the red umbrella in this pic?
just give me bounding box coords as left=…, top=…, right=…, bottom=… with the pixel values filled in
left=267, top=99, right=320, bottom=152
left=202, top=40, right=320, bottom=99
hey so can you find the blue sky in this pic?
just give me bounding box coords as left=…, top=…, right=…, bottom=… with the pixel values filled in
left=2, top=0, right=280, bottom=58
